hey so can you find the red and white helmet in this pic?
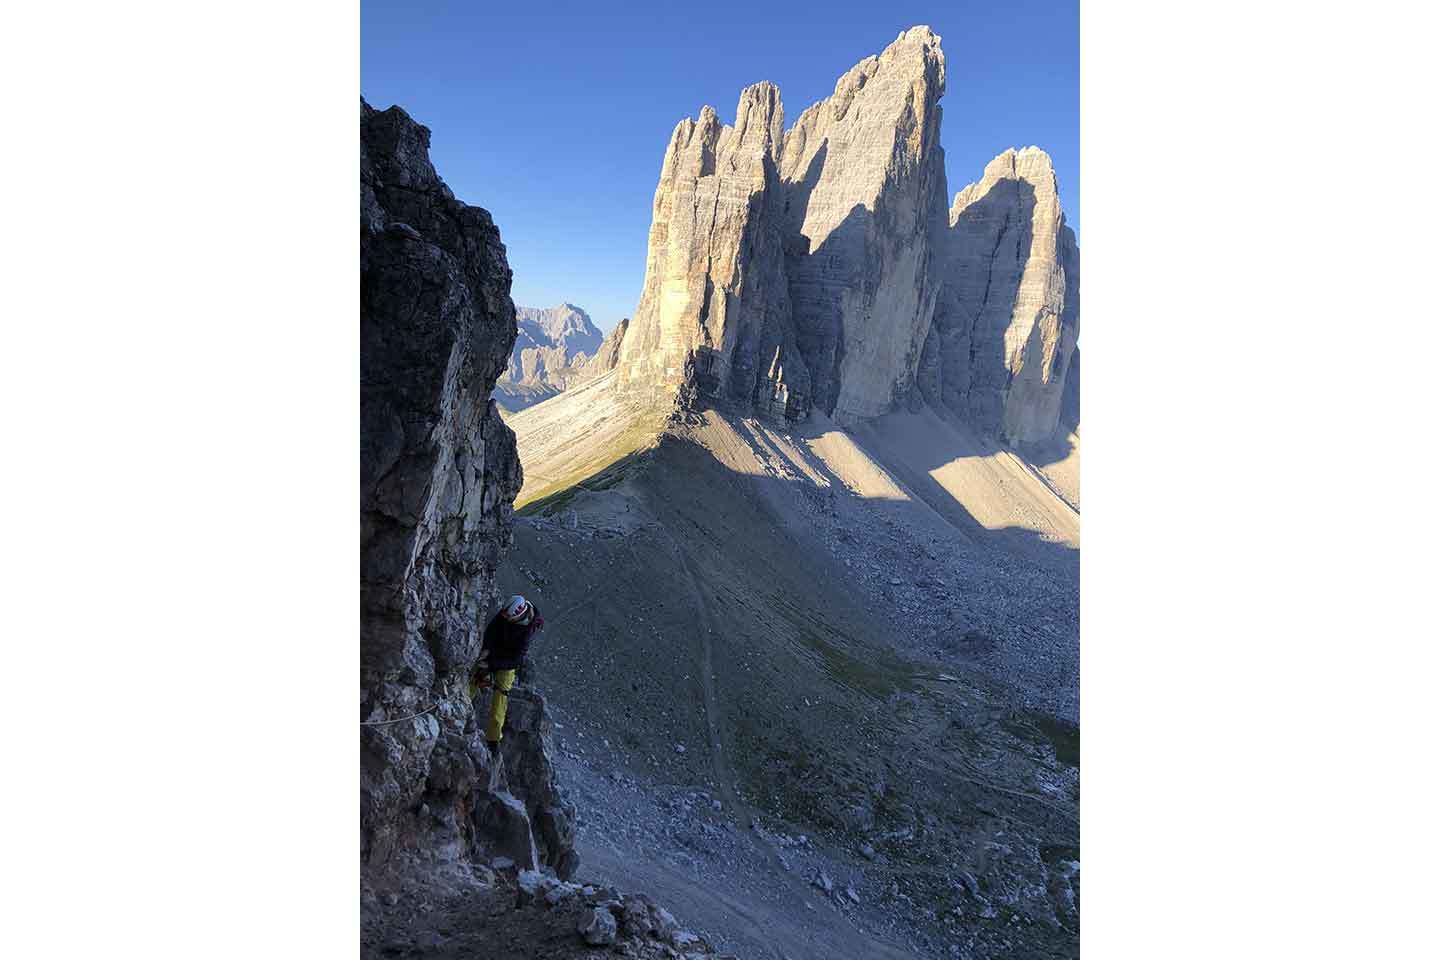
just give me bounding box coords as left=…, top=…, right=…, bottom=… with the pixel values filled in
left=501, top=595, right=532, bottom=623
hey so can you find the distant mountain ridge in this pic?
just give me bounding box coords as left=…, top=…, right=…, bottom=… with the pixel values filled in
left=495, top=303, right=605, bottom=411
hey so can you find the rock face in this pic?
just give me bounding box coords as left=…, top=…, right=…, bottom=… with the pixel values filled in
left=920, top=147, right=1080, bottom=444
left=777, top=25, right=949, bottom=421
left=613, top=26, right=1079, bottom=442
left=615, top=82, right=809, bottom=420
left=495, top=687, right=580, bottom=879
left=577, top=906, right=618, bottom=946
left=586, top=316, right=629, bottom=378
left=360, top=98, right=575, bottom=875
left=495, top=303, right=605, bottom=411
left=1060, top=347, right=1080, bottom=430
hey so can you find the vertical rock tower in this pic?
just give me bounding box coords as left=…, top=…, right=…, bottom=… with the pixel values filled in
left=612, top=27, right=1079, bottom=444
left=919, top=147, right=1080, bottom=444
left=778, top=25, right=950, bottom=421
left=616, top=81, right=808, bottom=419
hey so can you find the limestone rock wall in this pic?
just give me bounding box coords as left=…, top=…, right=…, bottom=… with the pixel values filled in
left=1058, top=237, right=1081, bottom=432
left=497, top=688, right=580, bottom=878
left=360, top=99, right=574, bottom=875
left=616, top=82, right=810, bottom=419
left=612, top=26, right=1078, bottom=441
left=920, top=147, right=1080, bottom=444
left=1060, top=346, right=1080, bottom=430
left=613, top=28, right=948, bottom=425
left=778, top=25, right=950, bottom=421
left=584, top=316, right=629, bottom=378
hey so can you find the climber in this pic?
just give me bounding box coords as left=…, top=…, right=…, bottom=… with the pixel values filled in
left=469, top=594, right=544, bottom=758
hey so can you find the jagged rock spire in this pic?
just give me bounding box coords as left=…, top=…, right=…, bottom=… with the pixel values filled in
left=778, top=25, right=949, bottom=421
left=616, top=82, right=808, bottom=417
left=614, top=27, right=1078, bottom=442
left=920, top=147, right=1080, bottom=443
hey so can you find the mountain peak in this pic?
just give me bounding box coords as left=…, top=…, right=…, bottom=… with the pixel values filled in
left=501, top=303, right=605, bottom=408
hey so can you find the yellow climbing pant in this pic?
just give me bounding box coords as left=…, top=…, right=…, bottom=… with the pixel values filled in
left=483, top=669, right=516, bottom=742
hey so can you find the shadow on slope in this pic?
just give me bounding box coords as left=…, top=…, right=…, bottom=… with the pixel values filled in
left=498, top=418, right=1079, bottom=959
left=843, top=405, right=1079, bottom=575
left=1018, top=426, right=1080, bottom=512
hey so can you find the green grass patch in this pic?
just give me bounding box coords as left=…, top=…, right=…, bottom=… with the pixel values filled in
left=1041, top=843, right=1081, bottom=866
left=517, top=447, right=646, bottom=517
left=515, top=418, right=664, bottom=511
left=786, top=619, right=919, bottom=700
left=1002, top=710, right=1080, bottom=768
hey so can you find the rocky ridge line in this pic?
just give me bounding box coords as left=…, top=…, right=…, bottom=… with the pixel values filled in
left=610, top=26, right=1079, bottom=445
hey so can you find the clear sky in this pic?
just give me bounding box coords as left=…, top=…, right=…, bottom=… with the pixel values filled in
left=362, top=2, right=1078, bottom=332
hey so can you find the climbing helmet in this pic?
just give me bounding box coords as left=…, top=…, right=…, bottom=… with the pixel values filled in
left=502, top=595, right=532, bottom=624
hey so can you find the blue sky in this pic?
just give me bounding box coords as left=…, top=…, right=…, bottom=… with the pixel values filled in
left=362, top=2, right=1078, bottom=332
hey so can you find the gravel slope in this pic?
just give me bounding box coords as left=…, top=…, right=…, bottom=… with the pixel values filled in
left=491, top=398, right=1081, bottom=958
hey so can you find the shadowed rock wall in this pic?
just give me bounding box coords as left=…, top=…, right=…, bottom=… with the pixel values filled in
left=360, top=99, right=575, bottom=875
left=920, top=147, right=1080, bottom=443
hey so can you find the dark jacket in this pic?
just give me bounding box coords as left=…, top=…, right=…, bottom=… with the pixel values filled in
left=478, top=606, right=544, bottom=672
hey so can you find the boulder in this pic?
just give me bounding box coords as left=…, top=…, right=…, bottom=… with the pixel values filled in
left=516, top=869, right=548, bottom=907
left=620, top=894, right=656, bottom=937
left=544, top=881, right=583, bottom=906
left=474, top=791, right=539, bottom=871
left=577, top=906, right=618, bottom=946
